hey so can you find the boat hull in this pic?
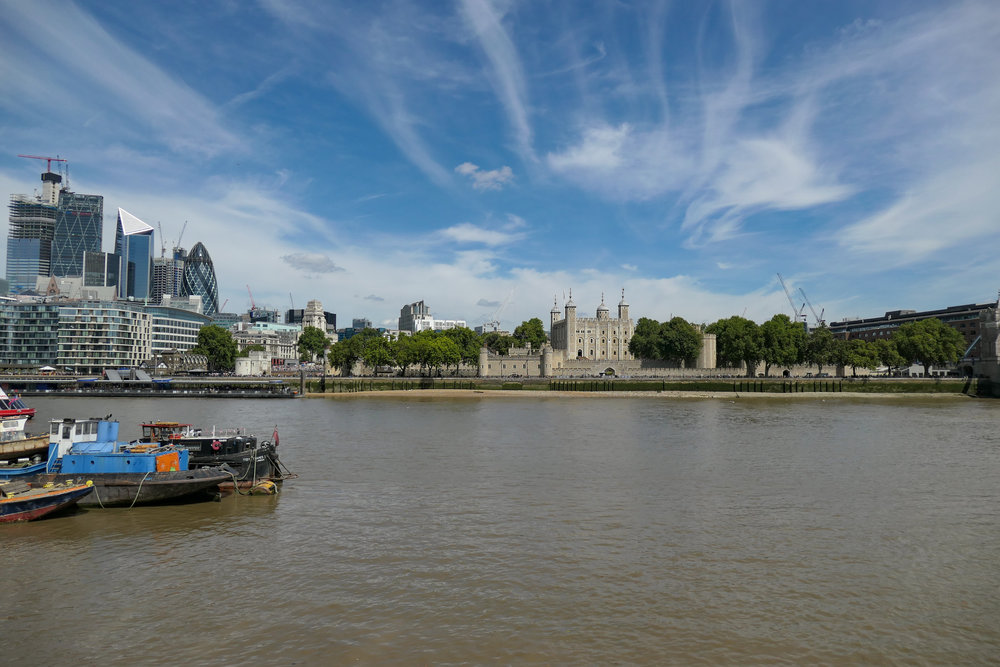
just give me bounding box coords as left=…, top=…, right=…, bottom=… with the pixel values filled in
left=28, top=467, right=234, bottom=507
left=0, top=483, right=93, bottom=522
left=0, top=434, right=49, bottom=460
left=190, top=444, right=284, bottom=489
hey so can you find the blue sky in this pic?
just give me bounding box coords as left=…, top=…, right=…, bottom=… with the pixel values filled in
left=1, top=0, right=998, bottom=330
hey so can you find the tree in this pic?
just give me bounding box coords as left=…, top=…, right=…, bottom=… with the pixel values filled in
left=513, top=317, right=547, bottom=351
left=393, top=335, right=417, bottom=376
left=190, top=325, right=238, bottom=372
left=328, top=328, right=382, bottom=376
left=893, top=318, right=966, bottom=377
left=297, top=326, right=329, bottom=363
left=657, top=317, right=703, bottom=366
left=435, top=336, right=462, bottom=376
left=872, top=338, right=906, bottom=375
left=443, top=326, right=483, bottom=370
left=760, top=314, right=805, bottom=377
left=804, top=326, right=836, bottom=375
left=483, top=331, right=515, bottom=355
left=842, top=338, right=879, bottom=377
left=706, top=316, right=762, bottom=377
left=361, top=336, right=394, bottom=373
left=628, top=317, right=661, bottom=359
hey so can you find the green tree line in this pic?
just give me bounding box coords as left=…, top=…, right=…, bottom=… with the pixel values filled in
left=190, top=314, right=966, bottom=378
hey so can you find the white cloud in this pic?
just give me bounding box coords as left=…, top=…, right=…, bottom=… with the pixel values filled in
left=454, top=162, right=515, bottom=191
left=281, top=253, right=345, bottom=274
left=440, top=222, right=520, bottom=246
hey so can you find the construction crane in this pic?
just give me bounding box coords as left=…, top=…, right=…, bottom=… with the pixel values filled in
left=289, top=292, right=294, bottom=310
left=246, top=284, right=256, bottom=310
left=174, top=220, right=188, bottom=251
left=220, top=299, right=229, bottom=312
left=776, top=273, right=808, bottom=329
left=157, top=222, right=167, bottom=258
left=484, top=289, right=514, bottom=332
left=17, top=154, right=67, bottom=173
left=799, top=287, right=825, bottom=328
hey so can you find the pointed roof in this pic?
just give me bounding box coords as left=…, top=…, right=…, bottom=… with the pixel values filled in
left=117, top=207, right=154, bottom=236
left=597, top=292, right=609, bottom=313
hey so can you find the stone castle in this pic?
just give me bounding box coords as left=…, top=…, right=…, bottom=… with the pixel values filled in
left=479, top=291, right=717, bottom=378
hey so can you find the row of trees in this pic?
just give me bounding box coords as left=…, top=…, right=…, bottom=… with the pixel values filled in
left=628, top=317, right=703, bottom=366
left=705, top=315, right=965, bottom=377
left=189, top=314, right=967, bottom=378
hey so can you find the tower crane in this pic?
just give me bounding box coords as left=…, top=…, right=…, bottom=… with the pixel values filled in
left=17, top=154, right=67, bottom=173
left=157, top=222, right=167, bottom=257
left=776, top=273, right=808, bottom=329
left=484, top=288, right=514, bottom=331
left=175, top=220, right=188, bottom=251
left=799, top=288, right=825, bottom=328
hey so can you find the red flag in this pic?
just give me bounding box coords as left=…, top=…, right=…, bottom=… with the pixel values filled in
left=272, top=426, right=279, bottom=447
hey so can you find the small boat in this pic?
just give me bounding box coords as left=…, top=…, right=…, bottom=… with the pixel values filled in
left=28, top=417, right=235, bottom=507
left=140, top=421, right=291, bottom=492
left=1, top=479, right=94, bottom=522
left=0, top=413, right=50, bottom=480
left=0, top=387, right=35, bottom=420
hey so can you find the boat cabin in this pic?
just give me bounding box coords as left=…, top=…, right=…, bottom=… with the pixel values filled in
left=48, top=417, right=189, bottom=474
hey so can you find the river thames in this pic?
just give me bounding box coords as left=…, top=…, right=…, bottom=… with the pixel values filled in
left=3, top=394, right=998, bottom=664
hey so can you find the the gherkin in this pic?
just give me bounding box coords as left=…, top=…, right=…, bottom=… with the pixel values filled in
left=181, top=242, right=219, bottom=316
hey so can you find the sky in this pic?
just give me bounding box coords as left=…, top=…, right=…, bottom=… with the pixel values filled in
left=1, top=0, right=998, bottom=332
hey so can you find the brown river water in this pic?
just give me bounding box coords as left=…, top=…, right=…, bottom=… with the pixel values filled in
left=2, top=394, right=999, bottom=665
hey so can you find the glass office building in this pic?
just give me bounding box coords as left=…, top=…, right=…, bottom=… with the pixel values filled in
left=52, top=191, right=104, bottom=277
left=181, top=242, right=219, bottom=316
left=114, top=208, right=154, bottom=300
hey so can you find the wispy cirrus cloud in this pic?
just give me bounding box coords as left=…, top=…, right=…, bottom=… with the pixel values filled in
left=459, top=0, right=535, bottom=163
left=545, top=1, right=1000, bottom=259
left=0, top=2, right=241, bottom=158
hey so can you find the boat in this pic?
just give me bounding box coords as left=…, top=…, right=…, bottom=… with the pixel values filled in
left=0, top=387, right=35, bottom=420
left=1, top=479, right=94, bottom=522
left=27, top=417, right=235, bottom=507
left=140, top=421, right=291, bottom=492
left=0, top=413, right=50, bottom=479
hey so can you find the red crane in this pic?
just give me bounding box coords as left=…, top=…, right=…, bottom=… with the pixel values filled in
left=17, top=154, right=67, bottom=173
left=247, top=284, right=256, bottom=309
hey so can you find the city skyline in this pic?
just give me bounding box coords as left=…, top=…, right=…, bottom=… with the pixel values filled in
left=1, top=1, right=998, bottom=330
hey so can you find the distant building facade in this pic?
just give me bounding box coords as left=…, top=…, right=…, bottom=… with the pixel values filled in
left=829, top=301, right=995, bottom=359
left=398, top=300, right=466, bottom=332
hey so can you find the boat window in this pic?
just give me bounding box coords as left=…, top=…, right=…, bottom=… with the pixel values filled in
left=63, top=426, right=72, bottom=438
left=75, top=423, right=84, bottom=434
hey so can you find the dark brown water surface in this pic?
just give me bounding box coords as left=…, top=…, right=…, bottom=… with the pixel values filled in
left=3, top=395, right=999, bottom=665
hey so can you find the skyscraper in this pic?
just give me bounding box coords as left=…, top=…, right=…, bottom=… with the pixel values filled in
left=5, top=171, right=60, bottom=293
left=52, top=190, right=103, bottom=277
left=114, top=207, right=154, bottom=300
left=151, top=247, right=186, bottom=304
left=181, top=242, right=219, bottom=316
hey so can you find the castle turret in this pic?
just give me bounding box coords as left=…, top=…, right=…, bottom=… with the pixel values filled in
left=550, top=296, right=561, bottom=329
left=597, top=293, right=609, bottom=320
left=565, top=290, right=577, bottom=354
left=618, top=288, right=629, bottom=322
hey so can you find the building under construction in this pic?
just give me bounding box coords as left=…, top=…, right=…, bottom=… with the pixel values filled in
left=6, top=157, right=103, bottom=293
